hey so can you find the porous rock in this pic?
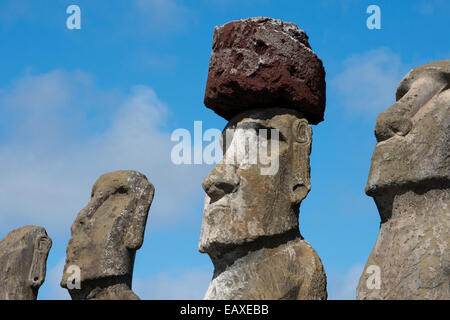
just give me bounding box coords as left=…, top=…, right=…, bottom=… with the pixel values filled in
left=204, top=17, right=326, bottom=124
left=0, top=226, right=52, bottom=300
left=61, top=170, right=154, bottom=300
left=199, top=108, right=327, bottom=300
left=358, top=60, right=450, bottom=300
left=205, top=237, right=327, bottom=300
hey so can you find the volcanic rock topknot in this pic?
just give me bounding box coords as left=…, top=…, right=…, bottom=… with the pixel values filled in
left=204, top=17, right=326, bottom=124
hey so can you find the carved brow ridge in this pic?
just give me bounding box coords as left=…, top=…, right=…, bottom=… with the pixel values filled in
left=232, top=121, right=287, bottom=141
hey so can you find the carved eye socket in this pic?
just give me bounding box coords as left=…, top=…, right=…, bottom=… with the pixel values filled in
left=116, top=186, right=128, bottom=194
left=292, top=119, right=311, bottom=143
left=37, top=236, right=51, bottom=252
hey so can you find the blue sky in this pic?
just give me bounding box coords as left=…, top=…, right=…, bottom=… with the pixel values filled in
left=0, top=0, right=448, bottom=299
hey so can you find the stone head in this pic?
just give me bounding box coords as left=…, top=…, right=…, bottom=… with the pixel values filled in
left=199, top=108, right=312, bottom=256
left=0, top=226, right=52, bottom=300
left=61, top=170, right=154, bottom=288
left=366, top=60, right=450, bottom=196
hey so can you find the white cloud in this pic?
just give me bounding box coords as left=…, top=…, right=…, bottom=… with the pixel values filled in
left=2, top=70, right=72, bottom=111
left=332, top=47, right=407, bottom=114
left=327, top=263, right=364, bottom=300
left=0, top=69, right=210, bottom=238
left=134, top=266, right=212, bottom=299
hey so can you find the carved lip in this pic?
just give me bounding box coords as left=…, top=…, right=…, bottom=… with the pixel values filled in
left=374, top=133, right=404, bottom=146
left=208, top=195, right=232, bottom=208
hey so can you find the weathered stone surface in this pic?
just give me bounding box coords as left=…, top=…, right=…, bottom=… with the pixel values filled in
left=204, top=17, right=326, bottom=124
left=366, top=60, right=450, bottom=195
left=357, top=187, right=449, bottom=299
left=358, top=60, right=450, bottom=300
left=0, top=226, right=52, bottom=300
left=61, top=170, right=154, bottom=300
left=205, top=237, right=327, bottom=300
left=199, top=108, right=327, bottom=300
left=200, top=109, right=312, bottom=251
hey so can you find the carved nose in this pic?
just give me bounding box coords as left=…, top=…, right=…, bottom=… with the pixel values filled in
left=374, top=72, right=447, bottom=143
left=203, top=181, right=237, bottom=202
left=202, top=165, right=239, bottom=203
left=374, top=112, right=413, bottom=142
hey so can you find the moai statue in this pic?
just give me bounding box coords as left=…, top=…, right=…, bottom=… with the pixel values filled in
left=357, top=60, right=450, bottom=299
left=61, top=170, right=154, bottom=300
left=0, top=226, right=52, bottom=300
left=199, top=17, right=327, bottom=300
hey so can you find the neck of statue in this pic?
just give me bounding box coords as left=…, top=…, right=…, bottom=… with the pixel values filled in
left=209, top=227, right=301, bottom=276
left=69, top=275, right=138, bottom=300
left=374, top=185, right=449, bottom=223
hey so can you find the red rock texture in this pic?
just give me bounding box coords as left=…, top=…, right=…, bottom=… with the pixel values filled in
left=204, top=17, right=326, bottom=124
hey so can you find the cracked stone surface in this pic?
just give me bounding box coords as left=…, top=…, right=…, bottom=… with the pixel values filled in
left=204, top=17, right=326, bottom=124
left=199, top=108, right=327, bottom=300
left=358, top=60, right=450, bottom=300
left=0, top=226, right=52, bottom=300
left=61, top=170, right=154, bottom=300
left=204, top=237, right=327, bottom=300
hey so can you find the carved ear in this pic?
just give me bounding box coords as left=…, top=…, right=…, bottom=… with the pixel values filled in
left=291, top=118, right=312, bottom=206
left=28, top=235, right=52, bottom=287
left=292, top=118, right=312, bottom=144
left=125, top=184, right=154, bottom=250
